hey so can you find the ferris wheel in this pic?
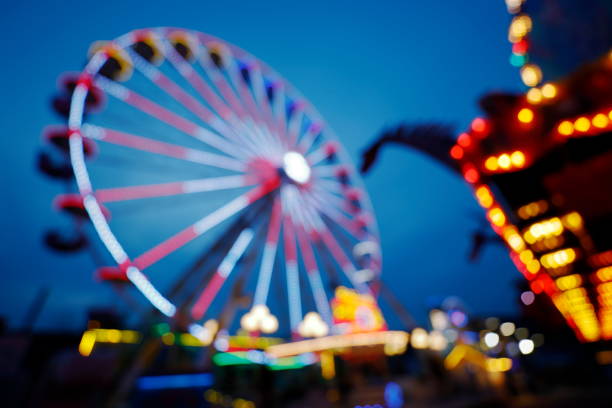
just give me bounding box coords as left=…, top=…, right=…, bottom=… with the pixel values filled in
left=56, top=27, right=382, bottom=341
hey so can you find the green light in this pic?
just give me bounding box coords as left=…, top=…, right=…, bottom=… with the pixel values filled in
left=268, top=362, right=306, bottom=371
left=212, top=352, right=252, bottom=366
left=510, top=53, right=527, bottom=67
left=268, top=356, right=307, bottom=371
left=153, top=323, right=170, bottom=336
left=212, top=352, right=312, bottom=371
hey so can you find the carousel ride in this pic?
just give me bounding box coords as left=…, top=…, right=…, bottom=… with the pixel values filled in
left=38, top=27, right=411, bottom=394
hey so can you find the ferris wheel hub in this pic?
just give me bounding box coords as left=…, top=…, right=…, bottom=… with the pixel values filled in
left=282, top=151, right=311, bottom=184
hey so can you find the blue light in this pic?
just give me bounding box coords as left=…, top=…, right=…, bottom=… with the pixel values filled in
left=137, top=373, right=213, bottom=390
left=385, top=382, right=404, bottom=408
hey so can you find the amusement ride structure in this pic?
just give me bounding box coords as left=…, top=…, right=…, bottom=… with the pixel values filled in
left=39, top=26, right=409, bottom=389
left=363, top=0, right=612, bottom=346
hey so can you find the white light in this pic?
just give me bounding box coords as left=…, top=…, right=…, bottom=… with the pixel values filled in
left=240, top=312, right=258, bottom=332
left=298, top=312, right=328, bottom=338
left=410, top=328, right=429, bottom=349
left=500, top=322, right=516, bottom=336
left=518, top=338, right=535, bottom=355
left=126, top=267, right=176, bottom=317
left=430, top=309, right=448, bottom=331
left=283, top=151, right=311, bottom=184
left=261, top=315, right=279, bottom=334
left=252, top=304, right=269, bottom=319
left=484, top=332, right=500, bottom=348
left=428, top=330, right=448, bottom=351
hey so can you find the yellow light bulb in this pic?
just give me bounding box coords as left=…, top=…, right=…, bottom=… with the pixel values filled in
left=541, top=83, right=557, bottom=99
left=498, top=154, right=511, bottom=169
left=485, top=156, right=499, bottom=171
left=511, top=151, right=526, bottom=167
left=526, top=88, right=542, bottom=104
left=574, top=117, right=590, bottom=132
left=518, top=108, right=534, bottom=123
left=520, top=64, right=542, bottom=87
left=592, top=113, right=608, bottom=129
left=557, top=120, right=574, bottom=136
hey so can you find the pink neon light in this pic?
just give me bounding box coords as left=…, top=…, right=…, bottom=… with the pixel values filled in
left=318, top=228, right=353, bottom=272
left=201, top=60, right=247, bottom=119
left=100, top=128, right=188, bottom=157
left=95, top=175, right=252, bottom=203
left=266, top=197, right=283, bottom=244
left=125, top=91, right=201, bottom=136
left=134, top=227, right=199, bottom=270
left=154, top=74, right=215, bottom=123
left=94, top=127, right=244, bottom=171
left=233, top=70, right=264, bottom=125
left=133, top=183, right=277, bottom=271
left=296, top=225, right=318, bottom=275
left=283, top=213, right=297, bottom=263
left=191, top=272, right=225, bottom=319
left=184, top=69, right=232, bottom=120
left=96, top=182, right=184, bottom=202
left=308, top=191, right=364, bottom=240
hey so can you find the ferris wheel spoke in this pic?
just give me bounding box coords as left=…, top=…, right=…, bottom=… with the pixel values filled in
left=160, top=38, right=234, bottom=121
left=252, top=196, right=282, bottom=307
left=240, top=72, right=288, bottom=156
left=166, top=196, right=270, bottom=309
left=190, top=227, right=255, bottom=320
left=297, top=122, right=324, bottom=155
left=127, top=50, right=256, bottom=158
left=310, top=184, right=352, bottom=211
left=272, top=82, right=288, bottom=139
left=307, top=144, right=335, bottom=167
left=223, top=57, right=283, bottom=156
left=249, top=66, right=286, bottom=148
left=160, top=39, right=272, bottom=158
left=316, top=223, right=367, bottom=294
left=309, top=185, right=356, bottom=217
left=280, top=189, right=302, bottom=334
left=311, top=164, right=345, bottom=179
left=299, top=193, right=368, bottom=293
left=133, top=182, right=278, bottom=271
left=286, top=106, right=304, bottom=148
left=195, top=45, right=272, bottom=152
left=197, top=47, right=248, bottom=118
left=313, top=177, right=348, bottom=193
left=95, top=175, right=254, bottom=203
left=191, top=57, right=274, bottom=158
left=82, top=124, right=246, bottom=172
left=94, top=76, right=246, bottom=160
left=307, top=190, right=364, bottom=240
left=155, top=40, right=268, bottom=158
left=291, top=206, right=333, bottom=326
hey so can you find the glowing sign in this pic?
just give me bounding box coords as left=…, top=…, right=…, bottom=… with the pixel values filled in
left=331, top=286, right=386, bottom=334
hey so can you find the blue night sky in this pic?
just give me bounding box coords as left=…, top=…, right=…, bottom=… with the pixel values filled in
left=0, top=1, right=525, bottom=332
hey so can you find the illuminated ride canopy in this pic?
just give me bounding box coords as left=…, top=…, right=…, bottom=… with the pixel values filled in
left=48, top=27, right=386, bottom=344
left=450, top=50, right=612, bottom=343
